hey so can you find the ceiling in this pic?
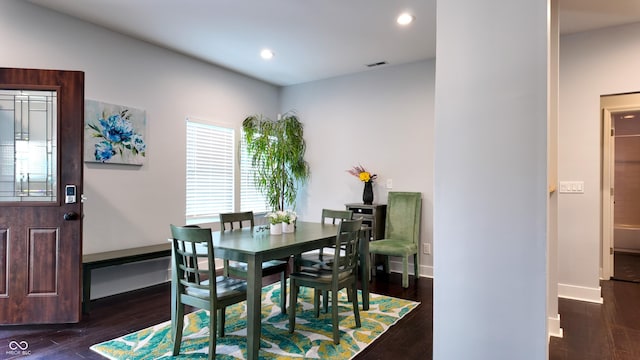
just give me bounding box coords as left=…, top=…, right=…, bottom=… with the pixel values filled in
left=26, top=0, right=640, bottom=86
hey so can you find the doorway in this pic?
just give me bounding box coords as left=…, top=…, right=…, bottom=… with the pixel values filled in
left=602, top=93, right=640, bottom=282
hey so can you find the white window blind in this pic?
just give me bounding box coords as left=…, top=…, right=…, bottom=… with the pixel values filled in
left=186, top=120, right=234, bottom=221
left=240, top=133, right=269, bottom=213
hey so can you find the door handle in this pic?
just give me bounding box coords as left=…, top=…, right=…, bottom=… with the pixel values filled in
left=63, top=212, right=78, bottom=221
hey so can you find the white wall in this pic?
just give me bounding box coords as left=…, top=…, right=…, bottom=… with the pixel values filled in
left=0, top=0, right=279, bottom=298
left=433, top=0, right=548, bottom=358
left=280, top=60, right=435, bottom=275
left=558, top=22, right=640, bottom=302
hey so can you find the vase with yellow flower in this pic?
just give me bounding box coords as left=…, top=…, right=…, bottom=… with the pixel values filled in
left=347, top=165, right=378, bottom=205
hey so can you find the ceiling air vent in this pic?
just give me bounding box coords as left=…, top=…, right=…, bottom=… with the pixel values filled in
left=366, top=61, right=388, bottom=68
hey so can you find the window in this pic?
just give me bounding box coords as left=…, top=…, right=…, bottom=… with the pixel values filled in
left=186, top=120, right=234, bottom=222
left=0, top=90, right=57, bottom=202
left=240, top=133, right=269, bottom=213
left=186, top=120, right=268, bottom=224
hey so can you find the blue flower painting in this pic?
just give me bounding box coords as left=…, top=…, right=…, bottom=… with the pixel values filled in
left=85, top=100, right=147, bottom=165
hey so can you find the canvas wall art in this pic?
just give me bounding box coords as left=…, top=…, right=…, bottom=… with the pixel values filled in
left=84, top=99, right=147, bottom=165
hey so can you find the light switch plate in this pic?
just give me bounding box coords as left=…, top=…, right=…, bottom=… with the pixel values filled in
left=559, top=181, right=584, bottom=194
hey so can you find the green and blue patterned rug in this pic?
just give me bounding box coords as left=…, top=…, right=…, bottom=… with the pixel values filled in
left=90, top=282, right=419, bottom=359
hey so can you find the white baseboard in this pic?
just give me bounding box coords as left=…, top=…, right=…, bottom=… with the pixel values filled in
left=421, top=264, right=434, bottom=278
left=548, top=314, right=563, bottom=338
left=558, top=283, right=603, bottom=304
left=385, top=260, right=434, bottom=278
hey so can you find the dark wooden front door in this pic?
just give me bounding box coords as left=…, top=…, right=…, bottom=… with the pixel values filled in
left=0, top=68, right=84, bottom=324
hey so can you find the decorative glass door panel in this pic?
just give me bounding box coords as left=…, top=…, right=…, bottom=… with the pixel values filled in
left=0, top=90, right=57, bottom=202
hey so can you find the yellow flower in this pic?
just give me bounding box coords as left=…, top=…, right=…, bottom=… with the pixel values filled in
left=347, top=165, right=377, bottom=183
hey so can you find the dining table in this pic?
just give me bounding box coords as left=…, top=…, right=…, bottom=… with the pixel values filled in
left=170, top=220, right=370, bottom=360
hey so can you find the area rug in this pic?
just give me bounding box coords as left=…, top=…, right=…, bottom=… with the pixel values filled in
left=90, top=282, right=419, bottom=359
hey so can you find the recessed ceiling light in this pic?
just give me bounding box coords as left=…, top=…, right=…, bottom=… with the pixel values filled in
left=260, top=49, right=274, bottom=60
left=397, top=13, right=415, bottom=26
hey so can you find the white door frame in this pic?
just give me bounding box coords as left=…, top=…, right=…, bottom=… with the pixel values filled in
left=602, top=107, right=614, bottom=280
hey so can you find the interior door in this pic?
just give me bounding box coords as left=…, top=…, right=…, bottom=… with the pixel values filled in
left=0, top=68, right=84, bottom=324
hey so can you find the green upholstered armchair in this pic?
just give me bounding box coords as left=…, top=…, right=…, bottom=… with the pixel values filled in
left=368, top=192, right=422, bottom=288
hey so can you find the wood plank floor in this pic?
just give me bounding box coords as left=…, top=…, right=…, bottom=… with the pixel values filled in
left=0, top=271, right=637, bottom=359
left=613, top=252, right=640, bottom=283
left=550, top=280, right=640, bottom=360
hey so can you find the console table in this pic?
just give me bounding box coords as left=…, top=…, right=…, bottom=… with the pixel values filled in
left=345, top=203, right=386, bottom=240
left=346, top=203, right=387, bottom=275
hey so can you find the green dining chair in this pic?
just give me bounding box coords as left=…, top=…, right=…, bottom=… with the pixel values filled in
left=219, top=211, right=254, bottom=278
left=295, top=209, right=354, bottom=314
left=288, top=218, right=363, bottom=345
left=297, top=208, right=353, bottom=268
left=219, top=211, right=289, bottom=314
left=170, top=225, right=247, bottom=360
left=368, top=192, right=422, bottom=288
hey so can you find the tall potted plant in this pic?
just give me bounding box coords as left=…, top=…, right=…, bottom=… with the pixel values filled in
left=242, top=111, right=310, bottom=211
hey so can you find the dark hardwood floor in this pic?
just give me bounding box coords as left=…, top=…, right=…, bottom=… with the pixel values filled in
left=613, top=252, right=640, bottom=283
left=0, top=270, right=638, bottom=359
left=550, top=280, right=640, bottom=360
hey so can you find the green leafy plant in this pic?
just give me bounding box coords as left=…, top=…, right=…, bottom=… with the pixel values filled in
left=243, top=111, right=310, bottom=211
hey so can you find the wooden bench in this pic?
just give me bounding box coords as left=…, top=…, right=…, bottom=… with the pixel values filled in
left=82, top=243, right=172, bottom=314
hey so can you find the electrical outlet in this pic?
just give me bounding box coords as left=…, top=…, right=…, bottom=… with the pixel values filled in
left=423, top=243, right=431, bottom=254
